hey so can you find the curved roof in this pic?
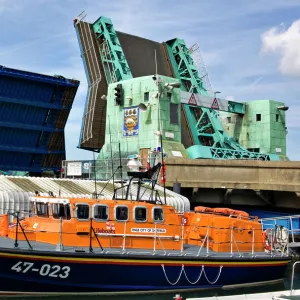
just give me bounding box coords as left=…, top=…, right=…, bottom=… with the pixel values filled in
left=0, top=176, right=190, bottom=213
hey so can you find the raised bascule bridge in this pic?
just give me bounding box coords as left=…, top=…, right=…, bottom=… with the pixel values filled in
left=0, top=66, right=79, bottom=176
left=70, top=12, right=299, bottom=211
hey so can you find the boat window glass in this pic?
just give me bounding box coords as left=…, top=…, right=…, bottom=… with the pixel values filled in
left=153, top=208, right=164, bottom=222
left=52, top=204, right=71, bottom=220
left=115, top=206, right=129, bottom=221
left=36, top=202, right=49, bottom=218
left=93, top=205, right=109, bottom=221
left=134, top=207, right=147, bottom=222
left=76, top=204, right=90, bottom=220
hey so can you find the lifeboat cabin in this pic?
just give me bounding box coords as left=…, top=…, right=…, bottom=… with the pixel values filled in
left=3, top=164, right=264, bottom=254
left=5, top=201, right=264, bottom=254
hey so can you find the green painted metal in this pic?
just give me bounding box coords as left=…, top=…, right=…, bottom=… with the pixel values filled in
left=165, top=39, right=207, bottom=94
left=93, top=16, right=132, bottom=83
left=227, top=101, right=245, bottom=114
left=221, top=100, right=288, bottom=159
left=165, top=38, right=279, bottom=160
left=97, top=75, right=186, bottom=168
left=187, top=145, right=270, bottom=160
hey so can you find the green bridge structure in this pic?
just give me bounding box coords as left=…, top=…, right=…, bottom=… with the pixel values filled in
left=74, top=13, right=287, bottom=162
left=70, top=12, right=299, bottom=210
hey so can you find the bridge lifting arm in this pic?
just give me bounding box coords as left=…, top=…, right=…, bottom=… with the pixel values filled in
left=180, top=91, right=245, bottom=114
left=164, top=38, right=277, bottom=160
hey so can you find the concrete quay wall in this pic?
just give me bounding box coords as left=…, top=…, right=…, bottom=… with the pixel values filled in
left=165, top=158, right=300, bottom=192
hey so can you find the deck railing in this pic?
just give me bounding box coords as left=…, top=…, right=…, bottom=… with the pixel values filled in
left=6, top=212, right=289, bottom=258
left=260, top=214, right=300, bottom=247
left=61, top=157, right=162, bottom=181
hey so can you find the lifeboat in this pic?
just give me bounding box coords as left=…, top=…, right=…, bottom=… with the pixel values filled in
left=0, top=162, right=291, bottom=294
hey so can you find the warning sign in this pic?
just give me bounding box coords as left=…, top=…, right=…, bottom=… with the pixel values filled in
left=188, top=93, right=197, bottom=106
left=211, top=98, right=219, bottom=110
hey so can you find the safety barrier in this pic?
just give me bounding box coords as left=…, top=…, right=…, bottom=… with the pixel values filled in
left=260, top=215, right=300, bottom=247
left=6, top=212, right=289, bottom=258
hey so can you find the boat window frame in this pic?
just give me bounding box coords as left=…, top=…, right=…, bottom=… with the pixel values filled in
left=92, top=204, right=109, bottom=222
left=152, top=207, right=164, bottom=223
left=75, top=203, right=90, bottom=221
left=133, top=206, right=148, bottom=223
left=51, top=203, right=72, bottom=220
left=35, top=201, right=49, bottom=218
left=114, top=205, right=129, bottom=222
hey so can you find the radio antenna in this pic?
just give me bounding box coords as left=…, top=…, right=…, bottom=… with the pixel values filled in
left=154, top=49, right=158, bottom=77
left=108, top=116, right=115, bottom=190
left=93, top=150, right=98, bottom=199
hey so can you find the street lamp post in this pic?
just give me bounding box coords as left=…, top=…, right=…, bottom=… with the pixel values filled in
left=214, top=91, right=221, bottom=97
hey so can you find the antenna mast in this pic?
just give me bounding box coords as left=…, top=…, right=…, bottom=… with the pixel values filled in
left=108, top=116, right=115, bottom=189
left=93, top=151, right=98, bottom=199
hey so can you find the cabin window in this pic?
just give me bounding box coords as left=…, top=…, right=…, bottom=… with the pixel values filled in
left=93, top=205, right=109, bottom=221
left=52, top=203, right=71, bottom=220
left=36, top=202, right=49, bottom=218
left=76, top=204, right=90, bottom=220
left=134, top=207, right=147, bottom=222
left=115, top=206, right=129, bottom=221
left=153, top=208, right=164, bottom=222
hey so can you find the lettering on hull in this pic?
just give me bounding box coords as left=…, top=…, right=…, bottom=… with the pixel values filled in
left=11, top=261, right=71, bottom=279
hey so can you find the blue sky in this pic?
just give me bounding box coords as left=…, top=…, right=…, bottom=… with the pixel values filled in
left=0, top=0, right=299, bottom=160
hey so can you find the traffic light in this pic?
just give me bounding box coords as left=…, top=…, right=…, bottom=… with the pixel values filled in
left=114, top=84, right=122, bottom=106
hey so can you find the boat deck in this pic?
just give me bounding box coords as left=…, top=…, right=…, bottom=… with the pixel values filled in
left=0, top=236, right=288, bottom=260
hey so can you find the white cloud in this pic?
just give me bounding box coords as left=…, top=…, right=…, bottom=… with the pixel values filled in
left=261, top=19, right=300, bottom=77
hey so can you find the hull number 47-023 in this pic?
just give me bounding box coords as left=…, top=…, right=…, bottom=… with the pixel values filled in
left=11, top=261, right=71, bottom=279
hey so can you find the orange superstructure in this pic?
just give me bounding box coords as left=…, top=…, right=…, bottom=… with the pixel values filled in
left=6, top=197, right=183, bottom=251
left=185, top=207, right=264, bottom=252
left=2, top=196, right=264, bottom=253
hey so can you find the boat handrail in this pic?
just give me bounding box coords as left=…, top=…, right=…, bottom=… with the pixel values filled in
left=290, top=261, right=300, bottom=295
left=7, top=212, right=290, bottom=257
left=9, top=215, right=278, bottom=233
left=260, top=214, right=300, bottom=221
left=260, top=215, right=300, bottom=246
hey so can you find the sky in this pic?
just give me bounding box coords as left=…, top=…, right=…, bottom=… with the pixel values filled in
left=0, top=0, right=299, bottom=160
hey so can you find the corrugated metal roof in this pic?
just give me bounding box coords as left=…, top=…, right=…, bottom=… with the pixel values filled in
left=0, top=176, right=190, bottom=214
left=0, top=66, right=80, bottom=173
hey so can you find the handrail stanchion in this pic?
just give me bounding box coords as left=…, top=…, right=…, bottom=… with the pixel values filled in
left=269, top=229, right=273, bottom=256
left=286, top=232, right=290, bottom=256
left=153, top=222, right=157, bottom=255
left=181, top=215, right=184, bottom=256
left=290, top=216, right=295, bottom=243
left=56, top=217, right=64, bottom=252
left=252, top=228, right=254, bottom=257
left=122, top=221, right=127, bottom=253
left=290, top=261, right=300, bottom=295
left=14, top=212, right=19, bottom=249
left=206, top=226, right=209, bottom=257
left=230, top=226, right=233, bottom=257
left=89, top=217, right=93, bottom=253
